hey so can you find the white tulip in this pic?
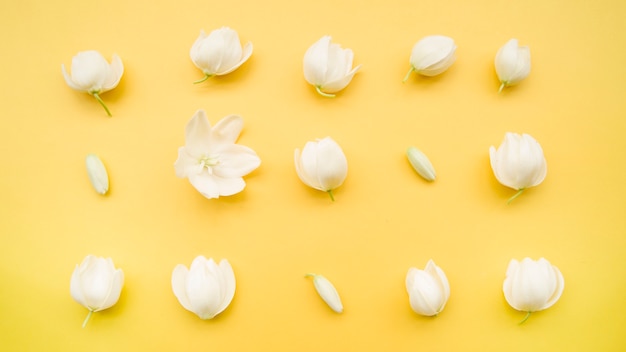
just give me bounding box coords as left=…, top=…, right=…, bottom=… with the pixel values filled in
left=503, top=257, right=564, bottom=324
left=190, top=27, right=253, bottom=83
left=406, top=146, right=436, bottom=181
left=172, top=256, right=236, bottom=320
left=85, top=154, right=109, bottom=195
left=174, top=110, right=261, bottom=199
left=70, top=255, right=124, bottom=328
left=294, top=137, right=348, bottom=201
left=303, top=36, right=361, bottom=97
left=305, top=273, right=343, bottom=313
left=489, top=132, right=547, bottom=203
left=403, top=35, right=456, bottom=82
left=495, top=39, right=530, bottom=92
left=405, top=260, right=450, bottom=316
left=62, top=50, right=124, bottom=116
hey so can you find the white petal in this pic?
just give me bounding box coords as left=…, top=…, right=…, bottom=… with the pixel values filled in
left=186, top=256, right=223, bottom=319
left=214, top=259, right=236, bottom=315
left=406, top=146, right=436, bottom=181
left=314, top=137, right=348, bottom=191
left=69, top=51, right=109, bottom=93
left=70, top=264, right=88, bottom=308
left=85, top=154, right=109, bottom=195
left=62, top=64, right=84, bottom=91
left=217, top=42, right=253, bottom=75
left=96, top=268, right=123, bottom=311
left=172, top=264, right=194, bottom=313
left=101, top=54, right=124, bottom=92
left=303, top=36, right=331, bottom=86
left=295, top=144, right=323, bottom=190
left=209, top=114, right=244, bottom=146
left=212, top=144, right=261, bottom=178
left=308, top=274, right=343, bottom=313
left=188, top=173, right=222, bottom=199
left=184, top=110, right=213, bottom=154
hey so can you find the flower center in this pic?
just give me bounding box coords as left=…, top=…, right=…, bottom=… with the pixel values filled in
left=197, top=154, right=220, bottom=174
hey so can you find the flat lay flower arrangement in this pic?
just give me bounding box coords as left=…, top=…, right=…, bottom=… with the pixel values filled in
left=60, top=26, right=564, bottom=328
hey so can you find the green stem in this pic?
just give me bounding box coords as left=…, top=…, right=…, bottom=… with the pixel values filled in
left=518, top=311, right=532, bottom=324
left=315, top=86, right=335, bottom=98
left=327, top=189, right=335, bottom=201
left=507, top=188, right=525, bottom=204
left=498, top=82, right=506, bottom=93
left=403, top=66, right=415, bottom=83
left=193, top=73, right=212, bottom=84
left=82, top=310, right=94, bottom=328
left=92, top=93, right=112, bottom=117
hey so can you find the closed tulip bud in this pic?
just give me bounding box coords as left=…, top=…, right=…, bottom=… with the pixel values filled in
left=172, top=256, right=236, bottom=320
left=503, top=257, right=564, bottom=324
left=85, top=154, right=109, bottom=195
left=62, top=50, right=124, bottom=116
left=305, top=273, right=343, bottom=313
left=405, top=260, right=450, bottom=316
left=406, top=146, right=436, bottom=181
left=303, top=36, right=361, bottom=97
left=404, top=35, right=456, bottom=82
left=294, top=137, right=348, bottom=201
left=495, top=39, right=530, bottom=92
left=190, top=27, right=253, bottom=84
left=70, top=255, right=124, bottom=328
left=489, top=132, right=547, bottom=203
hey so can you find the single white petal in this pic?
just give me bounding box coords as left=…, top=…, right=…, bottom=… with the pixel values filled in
left=321, top=64, right=361, bottom=93
left=184, top=110, right=213, bottom=154
left=186, top=256, right=223, bottom=319
left=188, top=173, right=221, bottom=199
left=172, top=264, right=194, bottom=313
left=96, top=268, right=123, bottom=312
left=101, top=54, right=124, bottom=92
left=303, top=36, right=331, bottom=86
left=541, top=260, right=565, bottom=310
left=70, top=264, right=88, bottom=308
left=295, top=144, right=323, bottom=190
left=213, top=176, right=247, bottom=197
left=174, top=147, right=196, bottom=178
left=214, top=259, right=236, bottom=315
left=212, top=144, right=261, bottom=178
left=217, top=42, right=253, bottom=75
left=406, top=146, right=436, bottom=181
left=314, top=137, right=348, bottom=191
left=209, top=114, right=244, bottom=146
left=61, top=64, right=84, bottom=91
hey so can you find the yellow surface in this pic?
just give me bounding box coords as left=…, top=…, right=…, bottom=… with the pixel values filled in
left=1, top=0, right=625, bottom=350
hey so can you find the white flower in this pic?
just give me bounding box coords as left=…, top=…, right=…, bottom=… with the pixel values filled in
left=305, top=273, right=343, bottom=313
left=405, top=260, right=450, bottom=316
left=172, top=256, right=236, bottom=320
left=490, top=132, right=547, bottom=203
left=403, top=35, right=456, bottom=82
left=503, top=257, right=564, bottom=323
left=303, top=36, right=361, bottom=97
left=190, top=27, right=253, bottom=83
left=70, top=255, right=124, bottom=328
left=61, top=50, right=124, bottom=116
left=85, top=154, right=109, bottom=195
left=495, top=39, right=530, bottom=92
left=406, top=146, right=436, bottom=181
left=174, top=110, right=261, bottom=199
left=294, top=137, right=348, bottom=201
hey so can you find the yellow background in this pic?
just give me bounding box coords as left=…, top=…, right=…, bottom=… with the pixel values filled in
left=1, top=0, right=625, bottom=350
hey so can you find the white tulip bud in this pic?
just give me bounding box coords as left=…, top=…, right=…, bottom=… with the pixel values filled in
left=489, top=132, right=547, bottom=203
left=303, top=36, right=361, bottom=97
left=495, top=39, right=530, bottom=92
left=190, top=27, right=253, bottom=83
left=406, top=146, right=436, bottom=181
left=172, top=256, right=236, bottom=319
left=305, top=273, right=343, bottom=313
left=404, top=35, right=456, bottom=81
left=85, top=154, right=109, bottom=195
left=70, top=255, right=124, bottom=328
left=405, top=260, right=450, bottom=316
left=294, top=137, right=348, bottom=201
left=61, top=50, right=124, bottom=116
left=503, top=257, right=564, bottom=323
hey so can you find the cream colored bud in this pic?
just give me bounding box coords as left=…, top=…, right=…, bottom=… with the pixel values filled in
left=406, top=146, right=436, bottom=181
left=305, top=273, right=343, bottom=313
left=86, top=154, right=109, bottom=195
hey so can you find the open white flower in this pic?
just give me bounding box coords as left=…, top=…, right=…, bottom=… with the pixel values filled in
left=190, top=27, right=253, bottom=83
left=403, top=35, right=456, bottom=82
left=70, top=255, right=124, bottom=328
left=303, top=36, right=361, bottom=97
left=490, top=132, right=547, bottom=203
left=495, top=39, right=530, bottom=92
left=405, top=260, right=450, bottom=316
left=62, top=50, right=124, bottom=116
left=174, top=110, right=261, bottom=199
left=503, top=257, right=564, bottom=324
left=294, top=137, right=348, bottom=201
left=172, top=256, right=236, bottom=319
